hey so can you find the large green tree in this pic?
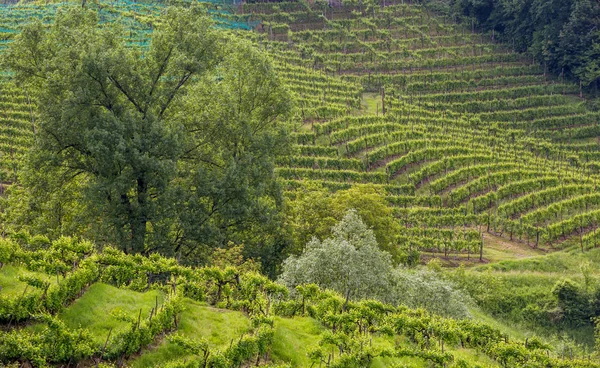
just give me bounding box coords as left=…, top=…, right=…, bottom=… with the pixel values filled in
left=2, top=6, right=292, bottom=261
left=284, top=183, right=402, bottom=260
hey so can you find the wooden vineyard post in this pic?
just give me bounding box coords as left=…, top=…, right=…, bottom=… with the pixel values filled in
left=381, top=86, right=385, bottom=115
left=479, top=234, right=484, bottom=262
left=96, top=327, right=113, bottom=367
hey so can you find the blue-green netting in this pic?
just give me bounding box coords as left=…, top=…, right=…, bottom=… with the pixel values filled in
left=0, top=0, right=258, bottom=49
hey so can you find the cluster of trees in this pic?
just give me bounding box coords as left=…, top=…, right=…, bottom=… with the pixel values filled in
left=283, top=184, right=404, bottom=258
left=279, top=209, right=472, bottom=319
left=428, top=0, right=600, bottom=88
left=552, top=272, right=600, bottom=327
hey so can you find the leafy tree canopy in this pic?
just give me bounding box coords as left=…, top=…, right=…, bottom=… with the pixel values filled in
left=1, top=6, right=292, bottom=267
left=430, top=0, right=600, bottom=88
left=279, top=209, right=471, bottom=318
left=284, top=183, right=402, bottom=261
left=279, top=209, right=394, bottom=304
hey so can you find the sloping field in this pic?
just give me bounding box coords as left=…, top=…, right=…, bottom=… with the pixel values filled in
left=234, top=1, right=600, bottom=259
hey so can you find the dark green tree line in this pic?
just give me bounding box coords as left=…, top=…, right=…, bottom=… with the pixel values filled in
left=426, top=0, right=600, bottom=89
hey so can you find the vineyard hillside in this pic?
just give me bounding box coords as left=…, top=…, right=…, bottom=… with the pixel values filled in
left=0, top=0, right=600, bottom=367
left=241, top=1, right=600, bottom=257
left=1, top=236, right=599, bottom=367
left=1, top=0, right=599, bottom=256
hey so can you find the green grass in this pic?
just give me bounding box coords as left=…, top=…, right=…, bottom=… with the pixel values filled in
left=0, top=265, right=55, bottom=297
left=451, top=347, right=500, bottom=367
left=271, top=316, right=325, bottom=366
left=481, top=233, right=547, bottom=263
left=372, top=333, right=500, bottom=367
left=469, top=307, right=528, bottom=340
left=452, top=246, right=600, bottom=349
left=270, top=317, right=422, bottom=367
left=475, top=246, right=600, bottom=274
left=59, top=283, right=164, bottom=345
left=130, top=299, right=250, bottom=368
left=470, top=301, right=596, bottom=348
left=361, top=92, right=382, bottom=115
left=370, top=335, right=428, bottom=367
left=270, top=316, right=501, bottom=367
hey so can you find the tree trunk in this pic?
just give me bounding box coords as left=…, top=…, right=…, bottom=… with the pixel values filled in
left=130, top=177, right=148, bottom=254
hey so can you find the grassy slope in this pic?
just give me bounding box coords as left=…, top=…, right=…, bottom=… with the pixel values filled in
left=131, top=300, right=251, bottom=367
left=271, top=316, right=324, bottom=366
left=455, top=247, right=600, bottom=348
left=52, top=281, right=508, bottom=367
left=271, top=316, right=501, bottom=367
left=59, top=283, right=165, bottom=345
left=0, top=265, right=55, bottom=296
left=482, top=233, right=548, bottom=263
left=9, top=249, right=592, bottom=367
left=476, top=246, right=600, bottom=274
left=54, top=283, right=251, bottom=366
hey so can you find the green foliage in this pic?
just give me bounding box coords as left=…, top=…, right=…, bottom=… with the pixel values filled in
left=0, top=237, right=98, bottom=323
left=452, top=258, right=600, bottom=344
left=130, top=300, right=251, bottom=367
left=158, top=318, right=275, bottom=368
left=448, top=0, right=600, bottom=87
left=103, top=294, right=183, bottom=359
left=391, top=268, right=472, bottom=319
left=0, top=314, right=96, bottom=367
left=595, top=317, right=600, bottom=356
left=2, top=5, right=292, bottom=267
left=2, top=0, right=600, bottom=365
left=0, top=236, right=598, bottom=367
left=285, top=184, right=402, bottom=260
left=280, top=209, right=394, bottom=303
left=551, top=278, right=600, bottom=327
left=0, top=238, right=18, bottom=266
left=280, top=210, right=471, bottom=318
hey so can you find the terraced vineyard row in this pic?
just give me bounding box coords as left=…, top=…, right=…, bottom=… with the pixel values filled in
left=238, top=0, right=600, bottom=258
left=0, top=77, right=34, bottom=184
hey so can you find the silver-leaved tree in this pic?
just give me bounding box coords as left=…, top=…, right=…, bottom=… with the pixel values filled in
left=279, top=209, right=471, bottom=318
